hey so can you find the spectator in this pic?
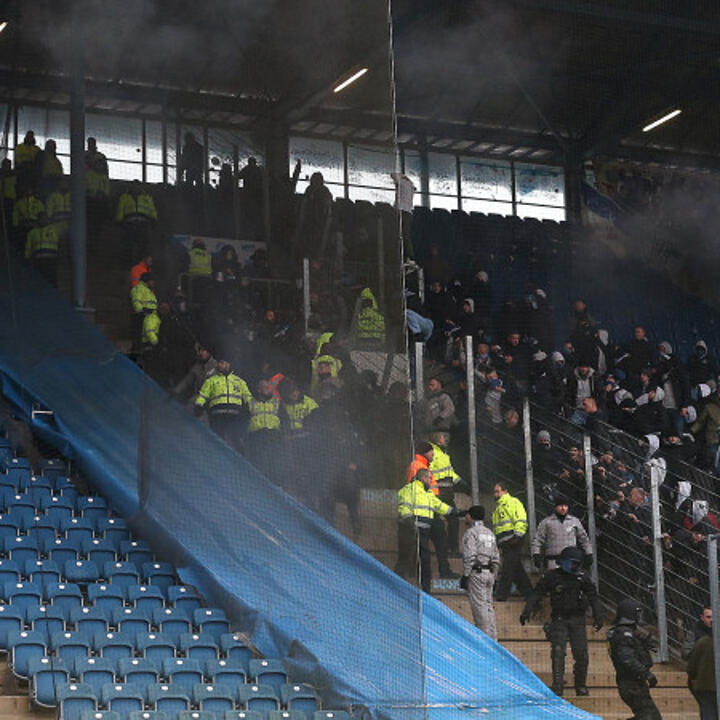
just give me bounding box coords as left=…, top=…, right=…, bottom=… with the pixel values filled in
left=85, top=137, right=109, bottom=199
left=467, top=270, right=493, bottom=328
left=569, top=299, right=596, bottom=361
left=687, top=631, right=717, bottom=720
left=689, top=340, right=719, bottom=389
left=570, top=396, right=606, bottom=431
left=456, top=298, right=482, bottom=340
left=14, top=130, right=39, bottom=193
left=414, top=377, right=457, bottom=438
left=425, top=281, right=456, bottom=332
left=172, top=346, right=217, bottom=400
left=36, top=139, right=63, bottom=196
left=423, top=244, right=450, bottom=287
left=297, top=172, right=332, bottom=261
left=566, top=362, right=599, bottom=410
left=0, top=157, right=16, bottom=221
left=238, top=156, right=263, bottom=235
left=213, top=244, right=241, bottom=281
left=691, top=386, right=720, bottom=472
left=531, top=494, right=592, bottom=571
left=593, top=328, right=613, bottom=376
left=618, top=325, right=653, bottom=379
left=526, top=288, right=554, bottom=352
left=656, top=341, right=690, bottom=436
left=497, top=331, right=532, bottom=393
left=180, top=133, right=204, bottom=187
left=683, top=606, right=712, bottom=659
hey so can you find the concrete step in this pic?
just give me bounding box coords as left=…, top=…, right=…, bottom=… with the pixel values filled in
left=534, top=670, right=689, bottom=688
left=568, top=687, right=694, bottom=715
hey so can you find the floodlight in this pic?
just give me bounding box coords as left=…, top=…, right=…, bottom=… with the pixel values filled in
left=333, top=68, right=368, bottom=94
left=642, top=109, right=682, bottom=133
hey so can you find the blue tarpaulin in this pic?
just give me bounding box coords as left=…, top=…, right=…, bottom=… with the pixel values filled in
left=0, top=263, right=598, bottom=719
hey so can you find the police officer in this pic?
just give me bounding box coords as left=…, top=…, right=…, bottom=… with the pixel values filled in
left=608, top=598, right=661, bottom=720
left=429, top=430, right=467, bottom=555
left=520, top=546, right=603, bottom=697
left=194, top=359, right=252, bottom=447
left=397, top=468, right=460, bottom=593
left=460, top=505, right=500, bottom=639
left=531, top=494, right=592, bottom=571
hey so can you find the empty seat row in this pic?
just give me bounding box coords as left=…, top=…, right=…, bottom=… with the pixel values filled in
left=0, top=516, right=140, bottom=545
left=77, top=711, right=349, bottom=720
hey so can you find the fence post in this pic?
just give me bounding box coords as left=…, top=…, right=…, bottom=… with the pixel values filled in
left=465, top=336, right=479, bottom=505
left=302, top=257, right=310, bottom=335
left=708, top=534, right=720, bottom=715
left=377, top=216, right=385, bottom=313
left=582, top=433, right=599, bottom=586
left=649, top=461, right=669, bottom=662
left=522, top=397, right=536, bottom=547
left=417, top=266, right=425, bottom=304
left=414, top=342, right=424, bottom=403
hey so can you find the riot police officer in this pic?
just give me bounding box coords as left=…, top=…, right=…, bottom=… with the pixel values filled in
left=607, top=598, right=662, bottom=720
left=520, top=546, right=603, bottom=697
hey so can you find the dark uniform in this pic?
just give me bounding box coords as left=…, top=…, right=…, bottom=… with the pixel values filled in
left=607, top=598, right=661, bottom=720
left=520, top=546, right=602, bottom=697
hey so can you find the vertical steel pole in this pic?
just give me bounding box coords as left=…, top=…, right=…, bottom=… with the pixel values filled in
left=583, top=434, right=599, bottom=585
left=414, top=342, right=424, bottom=403
left=708, top=535, right=720, bottom=716
left=650, top=462, right=669, bottom=662
left=377, top=216, right=385, bottom=313
left=523, top=398, right=536, bottom=547
left=70, top=34, right=87, bottom=308
left=418, top=266, right=425, bottom=304
left=466, top=336, right=479, bottom=505
left=302, top=257, right=310, bottom=335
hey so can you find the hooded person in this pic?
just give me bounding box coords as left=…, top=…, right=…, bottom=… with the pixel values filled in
left=689, top=339, right=720, bottom=387
left=521, top=546, right=602, bottom=697
left=349, top=287, right=386, bottom=348
left=607, top=598, right=661, bottom=720
left=458, top=297, right=481, bottom=339
left=593, top=328, right=614, bottom=376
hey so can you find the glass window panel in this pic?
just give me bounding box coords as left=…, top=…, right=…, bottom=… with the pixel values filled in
left=516, top=203, right=566, bottom=221
left=86, top=114, right=142, bottom=164
left=347, top=145, right=395, bottom=189
left=289, top=136, right=344, bottom=186
left=146, top=120, right=163, bottom=165
left=166, top=122, right=177, bottom=169
left=146, top=164, right=164, bottom=184
left=348, top=185, right=395, bottom=204
left=428, top=193, right=458, bottom=210
left=403, top=150, right=422, bottom=196
left=107, top=160, right=142, bottom=181
left=460, top=158, right=512, bottom=201
left=166, top=164, right=176, bottom=185
left=461, top=198, right=513, bottom=215
left=428, top=153, right=457, bottom=196
left=514, top=164, right=565, bottom=206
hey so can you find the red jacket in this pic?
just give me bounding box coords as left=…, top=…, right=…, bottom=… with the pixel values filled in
left=130, top=260, right=150, bottom=288
left=406, top=454, right=439, bottom=495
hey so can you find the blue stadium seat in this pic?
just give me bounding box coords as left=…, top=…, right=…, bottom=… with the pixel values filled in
left=193, top=684, right=235, bottom=714
left=75, top=657, right=116, bottom=697
left=45, top=536, right=83, bottom=566
left=0, top=512, right=21, bottom=541
left=142, top=563, right=176, bottom=595
left=127, top=584, right=165, bottom=611
left=120, top=540, right=155, bottom=567
left=9, top=629, right=47, bottom=679
left=82, top=712, right=121, bottom=720
left=94, top=631, right=135, bottom=662
left=270, top=712, right=306, bottom=720
left=147, top=683, right=191, bottom=720
left=130, top=713, right=167, bottom=720
left=153, top=608, right=191, bottom=643
left=5, top=535, right=40, bottom=565
left=249, top=660, right=286, bottom=694
left=313, top=712, right=350, bottom=720
left=87, top=584, right=126, bottom=613
left=56, top=683, right=98, bottom=720
left=64, top=559, right=101, bottom=585
left=61, top=517, right=95, bottom=545
left=96, top=518, right=130, bottom=545
left=27, top=478, right=53, bottom=507
left=82, top=538, right=118, bottom=568
left=205, top=659, right=246, bottom=690
left=26, top=558, right=61, bottom=585
left=112, top=606, right=152, bottom=636
left=37, top=458, right=67, bottom=479
left=161, top=657, right=203, bottom=691
left=101, top=683, right=146, bottom=717
left=117, top=657, right=160, bottom=688
left=280, top=685, right=319, bottom=716
left=5, top=503, right=36, bottom=532
left=5, top=580, right=43, bottom=615
left=51, top=630, right=93, bottom=668
left=76, top=497, right=108, bottom=528
left=26, top=517, right=58, bottom=547
left=27, top=605, right=66, bottom=643
left=4, top=458, right=32, bottom=490
left=104, top=561, right=140, bottom=590
left=53, top=474, right=77, bottom=495
left=167, top=586, right=201, bottom=618
left=0, top=605, right=24, bottom=649
left=179, top=712, right=215, bottom=720
left=219, top=634, right=252, bottom=672
left=0, top=558, right=20, bottom=586
left=193, top=609, right=230, bottom=641
left=136, top=633, right=176, bottom=664
left=225, top=712, right=263, bottom=720
left=236, top=685, right=279, bottom=715
left=70, top=606, right=110, bottom=636
left=46, top=582, right=84, bottom=620
left=0, top=485, right=18, bottom=512
left=42, top=495, right=75, bottom=526
left=28, top=656, right=69, bottom=707
left=179, top=633, right=218, bottom=664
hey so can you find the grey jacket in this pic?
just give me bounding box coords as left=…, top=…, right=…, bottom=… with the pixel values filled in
left=531, top=513, right=591, bottom=564
left=462, top=520, right=500, bottom=576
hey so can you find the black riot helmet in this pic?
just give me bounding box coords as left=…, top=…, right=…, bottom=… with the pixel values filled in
left=614, top=598, right=643, bottom=625
left=558, top=546, right=585, bottom=575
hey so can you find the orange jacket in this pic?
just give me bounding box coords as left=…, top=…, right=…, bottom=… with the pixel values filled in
left=406, top=454, right=439, bottom=495
left=130, top=260, right=150, bottom=288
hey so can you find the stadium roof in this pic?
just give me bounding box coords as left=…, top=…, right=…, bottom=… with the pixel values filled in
left=1, top=0, right=719, bottom=168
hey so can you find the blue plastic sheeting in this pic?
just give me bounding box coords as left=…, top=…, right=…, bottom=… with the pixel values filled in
left=0, top=264, right=598, bottom=720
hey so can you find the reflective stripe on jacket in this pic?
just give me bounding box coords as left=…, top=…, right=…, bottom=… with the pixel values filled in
left=116, top=192, right=158, bottom=223
left=248, top=397, right=281, bottom=432
left=142, top=311, right=160, bottom=346
left=398, top=480, right=451, bottom=528
left=492, top=493, right=528, bottom=544
left=428, top=443, right=459, bottom=489
left=130, top=281, right=158, bottom=314
left=195, top=373, right=251, bottom=413
left=188, top=247, right=213, bottom=276
left=284, top=396, right=319, bottom=430
left=13, top=195, right=45, bottom=227
left=25, top=224, right=60, bottom=259
left=46, top=192, right=71, bottom=221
